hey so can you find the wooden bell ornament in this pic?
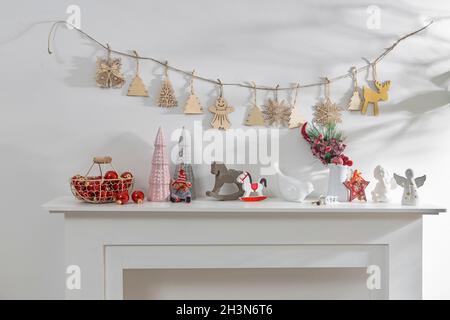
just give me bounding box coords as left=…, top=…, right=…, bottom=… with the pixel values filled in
left=96, top=43, right=125, bottom=89
left=245, top=82, right=265, bottom=126
left=127, top=50, right=148, bottom=97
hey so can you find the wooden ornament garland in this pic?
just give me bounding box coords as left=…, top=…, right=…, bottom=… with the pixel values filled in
left=361, top=63, right=391, bottom=116
left=313, top=78, right=343, bottom=126
left=157, top=62, right=178, bottom=107
left=184, top=70, right=203, bottom=114
left=95, top=44, right=125, bottom=89
left=245, top=82, right=266, bottom=126
left=347, top=67, right=362, bottom=111
left=288, top=83, right=306, bottom=129
left=127, top=51, right=148, bottom=97
left=263, top=85, right=291, bottom=127
left=208, top=80, right=234, bottom=130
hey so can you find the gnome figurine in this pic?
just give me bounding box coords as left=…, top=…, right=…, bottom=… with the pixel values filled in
left=394, top=169, right=426, bottom=206
left=170, top=168, right=192, bottom=203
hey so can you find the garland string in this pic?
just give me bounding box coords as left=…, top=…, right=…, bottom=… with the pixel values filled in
left=47, top=20, right=434, bottom=92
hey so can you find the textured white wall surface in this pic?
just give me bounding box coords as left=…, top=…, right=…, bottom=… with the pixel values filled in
left=0, top=0, right=449, bottom=299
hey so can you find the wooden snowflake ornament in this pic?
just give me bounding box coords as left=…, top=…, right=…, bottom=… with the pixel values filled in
left=157, top=63, right=178, bottom=107
left=263, top=86, right=291, bottom=127
left=95, top=45, right=125, bottom=89
left=313, top=79, right=342, bottom=126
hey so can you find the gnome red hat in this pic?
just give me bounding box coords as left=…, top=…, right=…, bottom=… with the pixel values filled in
left=172, top=168, right=192, bottom=188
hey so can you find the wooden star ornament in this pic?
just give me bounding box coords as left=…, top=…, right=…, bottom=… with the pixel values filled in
left=344, top=170, right=370, bottom=202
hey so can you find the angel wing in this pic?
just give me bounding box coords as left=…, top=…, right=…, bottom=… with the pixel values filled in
left=415, top=175, right=426, bottom=188
left=393, top=173, right=407, bottom=187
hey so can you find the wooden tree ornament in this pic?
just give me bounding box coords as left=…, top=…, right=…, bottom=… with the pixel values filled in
left=313, top=78, right=342, bottom=126
left=184, top=70, right=203, bottom=114
left=208, top=81, right=234, bottom=130
left=288, top=83, right=306, bottom=129
left=361, top=63, right=391, bottom=116
left=157, top=62, right=178, bottom=107
left=245, top=82, right=265, bottom=126
left=263, top=85, right=291, bottom=127
left=127, top=51, right=148, bottom=97
left=95, top=44, right=125, bottom=89
left=347, top=67, right=362, bottom=111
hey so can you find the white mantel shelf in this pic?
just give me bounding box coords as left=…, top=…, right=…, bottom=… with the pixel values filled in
left=44, top=196, right=446, bottom=215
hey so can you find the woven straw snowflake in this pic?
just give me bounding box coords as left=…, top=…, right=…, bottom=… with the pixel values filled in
left=313, top=98, right=342, bottom=126
left=263, top=99, right=291, bottom=127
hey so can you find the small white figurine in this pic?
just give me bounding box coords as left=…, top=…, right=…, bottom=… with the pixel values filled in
left=273, top=162, right=314, bottom=202
left=394, top=169, right=426, bottom=206
left=371, top=165, right=396, bottom=202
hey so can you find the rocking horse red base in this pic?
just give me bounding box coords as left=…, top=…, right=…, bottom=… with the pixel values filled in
left=236, top=171, right=268, bottom=202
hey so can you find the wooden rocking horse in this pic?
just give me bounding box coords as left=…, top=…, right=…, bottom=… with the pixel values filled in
left=206, top=162, right=245, bottom=201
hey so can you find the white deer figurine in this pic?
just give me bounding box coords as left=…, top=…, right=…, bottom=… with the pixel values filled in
left=361, top=80, right=391, bottom=116
left=236, top=171, right=267, bottom=198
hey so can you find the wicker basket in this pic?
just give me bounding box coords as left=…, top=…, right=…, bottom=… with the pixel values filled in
left=70, top=156, right=134, bottom=203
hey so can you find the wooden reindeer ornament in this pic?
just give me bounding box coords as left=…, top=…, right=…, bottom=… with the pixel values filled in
left=361, top=64, right=391, bottom=116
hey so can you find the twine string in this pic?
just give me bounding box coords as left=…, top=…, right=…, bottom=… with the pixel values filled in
left=47, top=19, right=434, bottom=92
left=324, top=77, right=331, bottom=99
left=217, top=79, right=223, bottom=97
left=251, top=81, right=257, bottom=106
left=133, top=50, right=140, bottom=74
left=351, top=66, right=358, bottom=87
left=274, top=84, right=279, bottom=101
left=292, top=83, right=300, bottom=107
left=190, top=70, right=195, bottom=95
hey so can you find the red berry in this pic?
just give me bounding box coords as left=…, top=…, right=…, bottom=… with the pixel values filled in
left=346, top=160, right=353, bottom=166
left=131, top=191, right=145, bottom=204
left=104, top=171, right=119, bottom=180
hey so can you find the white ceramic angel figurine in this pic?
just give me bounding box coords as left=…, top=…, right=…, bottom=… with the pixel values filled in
left=371, top=165, right=396, bottom=202
left=394, top=169, right=426, bottom=206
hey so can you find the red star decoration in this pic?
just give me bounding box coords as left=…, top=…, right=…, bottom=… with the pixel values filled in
left=344, top=170, right=370, bottom=202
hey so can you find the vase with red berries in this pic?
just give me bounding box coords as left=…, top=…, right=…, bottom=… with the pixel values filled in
left=301, top=122, right=353, bottom=202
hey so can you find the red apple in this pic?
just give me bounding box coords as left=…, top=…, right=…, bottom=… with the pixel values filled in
left=131, top=191, right=145, bottom=204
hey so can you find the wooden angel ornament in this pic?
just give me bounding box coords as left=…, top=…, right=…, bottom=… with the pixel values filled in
left=127, top=51, right=148, bottom=97
left=245, top=82, right=265, bottom=126
left=394, top=169, right=426, bottom=206
left=157, top=62, right=178, bottom=107
left=361, top=64, right=391, bottom=116
left=184, top=70, right=203, bottom=114
left=209, top=81, right=234, bottom=130
left=347, top=67, right=362, bottom=111
left=95, top=44, right=125, bottom=89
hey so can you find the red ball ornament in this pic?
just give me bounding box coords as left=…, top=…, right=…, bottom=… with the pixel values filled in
left=116, top=192, right=129, bottom=205
left=131, top=191, right=145, bottom=204
left=120, top=172, right=133, bottom=179
left=104, top=171, right=119, bottom=180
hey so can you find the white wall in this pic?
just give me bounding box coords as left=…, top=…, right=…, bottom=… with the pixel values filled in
left=0, top=0, right=449, bottom=299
